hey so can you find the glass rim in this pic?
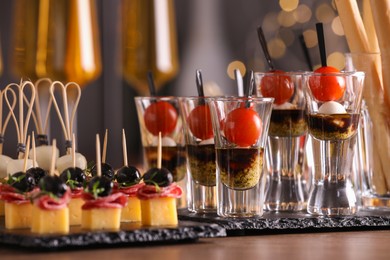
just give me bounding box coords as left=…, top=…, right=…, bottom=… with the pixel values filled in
left=209, top=96, right=274, bottom=103
left=306, top=71, right=365, bottom=77
left=134, top=96, right=177, bottom=100
left=254, top=71, right=307, bottom=76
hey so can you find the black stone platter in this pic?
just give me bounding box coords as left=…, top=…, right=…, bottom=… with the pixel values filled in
left=0, top=217, right=226, bottom=250
left=178, top=209, right=390, bottom=236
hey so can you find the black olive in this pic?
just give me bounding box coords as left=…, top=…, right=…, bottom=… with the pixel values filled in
left=60, top=167, right=86, bottom=188
left=143, top=167, right=173, bottom=187
left=87, top=176, right=113, bottom=197
left=39, top=175, right=68, bottom=198
left=115, top=166, right=141, bottom=185
left=91, top=163, right=115, bottom=180
left=10, top=172, right=36, bottom=192
left=26, top=167, right=47, bottom=185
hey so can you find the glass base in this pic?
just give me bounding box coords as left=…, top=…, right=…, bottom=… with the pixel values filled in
left=265, top=175, right=306, bottom=212
left=187, top=182, right=217, bottom=214
left=361, top=193, right=390, bottom=210
left=307, top=180, right=357, bottom=216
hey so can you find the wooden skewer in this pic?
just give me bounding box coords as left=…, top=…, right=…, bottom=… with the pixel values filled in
left=96, top=134, right=102, bottom=177
left=157, top=132, right=162, bottom=169
left=22, top=135, right=31, bottom=173
left=0, top=88, right=17, bottom=155
left=122, top=129, right=128, bottom=167
left=72, top=133, right=76, bottom=168
left=32, top=132, right=37, bottom=168
left=102, top=129, right=108, bottom=164
left=50, top=139, right=57, bottom=176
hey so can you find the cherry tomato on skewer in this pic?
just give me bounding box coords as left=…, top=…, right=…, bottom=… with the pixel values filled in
left=308, top=66, right=346, bottom=102
left=144, top=101, right=178, bottom=136
left=259, top=70, right=294, bottom=105
left=187, top=105, right=214, bottom=140
left=223, top=107, right=262, bottom=147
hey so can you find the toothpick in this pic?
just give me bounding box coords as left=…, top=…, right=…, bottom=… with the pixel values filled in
left=122, top=129, right=128, bottom=167
left=22, top=135, right=31, bottom=173
left=157, top=132, right=162, bottom=169
left=32, top=132, right=37, bottom=168
left=72, top=133, right=76, bottom=168
left=50, top=139, right=57, bottom=176
left=102, top=129, right=108, bottom=164
left=96, top=134, right=102, bottom=177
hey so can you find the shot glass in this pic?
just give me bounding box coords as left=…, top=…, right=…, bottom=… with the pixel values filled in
left=180, top=97, right=217, bottom=213
left=303, top=71, right=365, bottom=216
left=255, top=72, right=308, bottom=212
left=134, top=96, right=187, bottom=208
left=208, top=97, right=273, bottom=218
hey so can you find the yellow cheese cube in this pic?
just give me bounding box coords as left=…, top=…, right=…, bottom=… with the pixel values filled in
left=81, top=208, right=121, bottom=230
left=140, top=197, right=178, bottom=226
left=0, top=200, right=4, bottom=216
left=4, top=202, right=32, bottom=229
left=31, top=205, right=69, bottom=234
left=121, top=197, right=141, bottom=222
left=69, top=197, right=83, bottom=226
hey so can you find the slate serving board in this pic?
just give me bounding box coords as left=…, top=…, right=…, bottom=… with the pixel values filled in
left=0, top=218, right=226, bottom=250
left=178, top=209, right=390, bottom=235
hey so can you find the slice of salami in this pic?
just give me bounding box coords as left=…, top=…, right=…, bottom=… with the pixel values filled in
left=113, top=183, right=145, bottom=197
left=34, top=189, right=71, bottom=210
left=0, top=185, right=35, bottom=205
left=81, top=192, right=127, bottom=210
left=137, top=183, right=182, bottom=200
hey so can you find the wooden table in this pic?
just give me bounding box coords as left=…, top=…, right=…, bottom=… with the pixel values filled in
left=1, top=230, right=389, bottom=259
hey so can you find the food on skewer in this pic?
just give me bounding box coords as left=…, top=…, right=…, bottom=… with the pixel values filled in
left=114, top=129, right=144, bottom=222
left=59, top=133, right=86, bottom=226
left=26, top=133, right=47, bottom=185
left=31, top=139, right=71, bottom=234
left=0, top=136, right=35, bottom=229
left=137, top=133, right=182, bottom=226
left=81, top=134, right=127, bottom=230
left=90, top=129, right=115, bottom=180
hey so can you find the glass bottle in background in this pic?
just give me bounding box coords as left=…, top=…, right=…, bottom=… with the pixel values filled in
left=122, top=0, right=179, bottom=94
left=11, top=0, right=101, bottom=87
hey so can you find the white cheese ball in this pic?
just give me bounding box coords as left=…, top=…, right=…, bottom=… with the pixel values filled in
left=200, top=138, right=214, bottom=145
left=29, top=145, right=60, bottom=171
left=318, top=101, right=347, bottom=114
left=151, top=136, right=176, bottom=147
left=0, top=155, right=12, bottom=178
left=6, top=159, right=36, bottom=175
left=274, top=102, right=296, bottom=109
left=56, top=153, right=87, bottom=174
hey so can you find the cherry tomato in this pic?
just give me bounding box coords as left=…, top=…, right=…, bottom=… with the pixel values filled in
left=308, top=66, right=346, bottom=101
left=223, top=107, right=262, bottom=147
left=144, top=101, right=178, bottom=136
left=187, top=105, right=214, bottom=140
left=260, top=70, right=294, bottom=105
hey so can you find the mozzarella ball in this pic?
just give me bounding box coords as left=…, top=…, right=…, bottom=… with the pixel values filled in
left=200, top=138, right=214, bottom=145
left=29, top=145, right=60, bottom=171
left=318, top=101, right=347, bottom=114
left=6, top=159, right=36, bottom=176
left=0, top=155, right=12, bottom=178
left=151, top=136, right=176, bottom=147
left=56, top=153, right=87, bottom=174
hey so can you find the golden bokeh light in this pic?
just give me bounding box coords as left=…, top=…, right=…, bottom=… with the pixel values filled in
left=278, top=28, right=295, bottom=47
left=328, top=52, right=345, bottom=70
left=262, top=12, right=280, bottom=33
left=278, top=10, right=296, bottom=27
left=279, top=0, right=299, bottom=12
left=293, top=4, right=312, bottom=23
left=303, top=29, right=318, bottom=48
left=227, top=61, right=246, bottom=80
left=331, top=16, right=344, bottom=36
left=268, top=38, right=286, bottom=59
left=315, top=3, right=335, bottom=24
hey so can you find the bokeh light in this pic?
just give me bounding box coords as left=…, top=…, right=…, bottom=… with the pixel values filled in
left=327, top=51, right=345, bottom=70
left=262, top=12, right=280, bottom=33
left=331, top=16, right=344, bottom=36
left=278, top=28, right=295, bottom=47
left=279, top=0, right=299, bottom=12
left=315, top=3, right=336, bottom=24
left=268, top=38, right=286, bottom=59
left=293, top=4, right=312, bottom=23
left=227, top=61, right=246, bottom=80
left=278, top=10, right=296, bottom=27
left=303, top=29, right=318, bottom=48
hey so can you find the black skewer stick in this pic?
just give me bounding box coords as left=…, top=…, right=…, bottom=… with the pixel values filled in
left=245, top=70, right=255, bottom=108
left=196, top=69, right=205, bottom=105
left=299, top=34, right=314, bottom=71
left=234, top=69, right=244, bottom=97
left=147, top=71, right=157, bottom=96
left=257, top=26, right=275, bottom=71
left=316, top=23, right=327, bottom=67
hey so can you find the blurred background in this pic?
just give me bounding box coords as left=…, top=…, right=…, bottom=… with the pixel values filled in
left=0, top=0, right=349, bottom=169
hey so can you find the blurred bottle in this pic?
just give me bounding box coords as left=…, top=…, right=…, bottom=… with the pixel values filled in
left=11, top=0, right=101, bottom=87
left=122, top=0, right=179, bottom=94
